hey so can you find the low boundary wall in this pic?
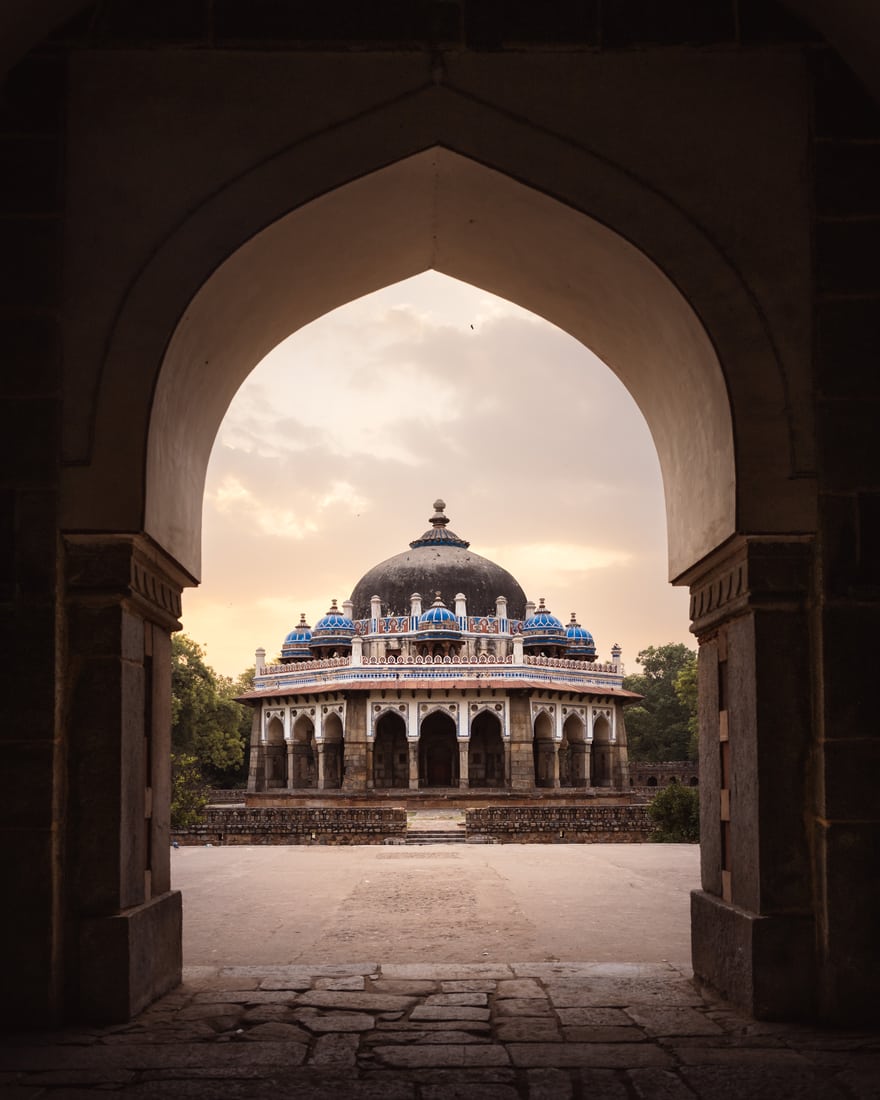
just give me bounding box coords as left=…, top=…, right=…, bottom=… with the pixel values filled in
left=466, top=805, right=653, bottom=843
left=172, top=807, right=407, bottom=845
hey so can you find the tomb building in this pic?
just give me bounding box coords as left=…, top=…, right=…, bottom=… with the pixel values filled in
left=241, top=501, right=637, bottom=795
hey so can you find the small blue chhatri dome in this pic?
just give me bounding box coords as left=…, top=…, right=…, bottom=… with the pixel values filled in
left=311, top=599, right=356, bottom=649
left=281, top=613, right=312, bottom=661
left=523, top=598, right=567, bottom=649
left=566, top=612, right=597, bottom=660
left=416, top=592, right=461, bottom=638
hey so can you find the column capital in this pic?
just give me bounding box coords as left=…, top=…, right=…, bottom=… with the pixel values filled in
left=64, top=533, right=190, bottom=631
left=681, top=535, right=813, bottom=636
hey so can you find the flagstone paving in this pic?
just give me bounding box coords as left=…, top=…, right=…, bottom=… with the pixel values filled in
left=2, top=964, right=879, bottom=1098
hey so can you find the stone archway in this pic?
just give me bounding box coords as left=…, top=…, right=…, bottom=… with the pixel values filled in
left=469, top=711, right=504, bottom=789
left=419, top=712, right=459, bottom=788
left=53, top=132, right=829, bottom=1023
left=373, top=712, right=408, bottom=789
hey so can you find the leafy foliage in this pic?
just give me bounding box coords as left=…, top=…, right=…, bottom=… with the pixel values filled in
left=674, top=655, right=699, bottom=760
left=170, top=752, right=208, bottom=828
left=623, top=643, right=697, bottom=761
left=171, top=634, right=253, bottom=787
left=647, top=782, right=700, bottom=842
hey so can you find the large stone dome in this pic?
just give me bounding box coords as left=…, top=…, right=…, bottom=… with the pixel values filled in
left=349, top=500, right=528, bottom=620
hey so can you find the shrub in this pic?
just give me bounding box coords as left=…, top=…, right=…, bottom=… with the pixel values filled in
left=647, top=783, right=699, bottom=842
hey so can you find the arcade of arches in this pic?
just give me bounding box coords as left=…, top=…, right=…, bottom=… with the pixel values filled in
left=3, top=0, right=880, bottom=1031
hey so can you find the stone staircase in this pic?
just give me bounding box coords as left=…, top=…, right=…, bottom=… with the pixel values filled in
left=405, top=809, right=467, bottom=844
left=405, top=827, right=468, bottom=845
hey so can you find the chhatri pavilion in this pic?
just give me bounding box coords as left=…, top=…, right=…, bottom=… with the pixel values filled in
left=241, top=501, right=638, bottom=798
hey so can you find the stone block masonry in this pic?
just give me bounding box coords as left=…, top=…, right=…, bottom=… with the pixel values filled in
left=467, top=806, right=653, bottom=843
left=172, top=807, right=407, bottom=845
left=4, top=961, right=875, bottom=1096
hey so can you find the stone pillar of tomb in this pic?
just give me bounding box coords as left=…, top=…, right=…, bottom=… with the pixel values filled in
left=247, top=710, right=265, bottom=793
left=63, top=534, right=186, bottom=1022
left=549, top=741, right=561, bottom=788
left=507, top=694, right=535, bottom=789
left=408, top=740, right=419, bottom=790
left=341, top=695, right=368, bottom=790
left=316, top=742, right=326, bottom=789
left=458, top=740, right=469, bottom=788
left=503, top=739, right=512, bottom=787
left=286, top=743, right=295, bottom=789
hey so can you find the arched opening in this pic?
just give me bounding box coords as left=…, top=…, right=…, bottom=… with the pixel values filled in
left=373, top=712, right=408, bottom=789
left=562, top=713, right=589, bottom=789
left=290, top=715, right=316, bottom=789
left=123, top=148, right=758, bottom=586
left=532, top=711, right=556, bottom=789
left=321, top=712, right=344, bottom=790
left=265, top=715, right=287, bottom=789
left=66, top=137, right=821, bottom=1023
left=419, top=712, right=459, bottom=788
left=591, top=715, right=612, bottom=788
left=469, top=711, right=504, bottom=789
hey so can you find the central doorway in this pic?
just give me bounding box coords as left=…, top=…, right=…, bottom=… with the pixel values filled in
left=419, top=712, right=459, bottom=787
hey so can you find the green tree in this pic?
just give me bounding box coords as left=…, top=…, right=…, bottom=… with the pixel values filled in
left=171, top=634, right=251, bottom=785
left=647, top=783, right=700, bottom=842
left=170, top=752, right=208, bottom=828
left=623, top=643, right=697, bottom=761
left=674, top=655, right=699, bottom=760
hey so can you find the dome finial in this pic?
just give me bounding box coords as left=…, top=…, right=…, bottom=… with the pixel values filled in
left=431, top=499, right=449, bottom=527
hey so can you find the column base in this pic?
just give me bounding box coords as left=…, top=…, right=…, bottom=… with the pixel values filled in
left=79, top=890, right=182, bottom=1023
left=691, top=890, right=815, bottom=1020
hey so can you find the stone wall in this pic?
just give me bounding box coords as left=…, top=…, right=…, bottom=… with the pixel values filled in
left=172, top=807, right=406, bottom=846
left=206, top=789, right=247, bottom=804
left=466, top=806, right=653, bottom=843
left=628, top=762, right=699, bottom=788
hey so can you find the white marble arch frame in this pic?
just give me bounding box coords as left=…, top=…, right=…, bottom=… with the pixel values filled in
left=468, top=699, right=510, bottom=741
left=368, top=702, right=409, bottom=742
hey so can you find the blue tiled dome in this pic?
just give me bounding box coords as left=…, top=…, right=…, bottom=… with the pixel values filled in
left=522, top=598, right=567, bottom=649
left=311, top=599, right=356, bottom=648
left=565, top=613, right=597, bottom=659
left=419, top=593, right=458, bottom=626
left=416, top=593, right=461, bottom=638
left=281, top=613, right=312, bottom=660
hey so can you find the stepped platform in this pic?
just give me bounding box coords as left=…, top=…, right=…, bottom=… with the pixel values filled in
left=246, top=787, right=647, bottom=811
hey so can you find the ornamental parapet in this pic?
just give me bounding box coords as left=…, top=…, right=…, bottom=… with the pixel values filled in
left=254, top=653, right=625, bottom=693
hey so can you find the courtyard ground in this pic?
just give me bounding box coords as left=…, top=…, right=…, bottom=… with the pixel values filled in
left=3, top=840, right=879, bottom=1097
left=175, top=839, right=699, bottom=967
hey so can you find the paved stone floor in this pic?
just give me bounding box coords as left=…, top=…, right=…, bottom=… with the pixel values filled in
left=3, top=963, right=879, bottom=1098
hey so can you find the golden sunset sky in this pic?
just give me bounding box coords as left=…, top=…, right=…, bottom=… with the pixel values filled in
left=181, top=272, right=693, bottom=678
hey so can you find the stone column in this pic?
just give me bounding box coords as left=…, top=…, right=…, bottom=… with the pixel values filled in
left=342, top=695, right=368, bottom=791
left=316, top=743, right=326, bottom=789
left=684, top=537, right=816, bottom=1020
left=458, top=741, right=469, bottom=788
left=408, top=741, right=419, bottom=790
left=64, top=534, right=186, bottom=1022
left=286, top=743, right=295, bottom=789
left=508, top=695, right=535, bottom=790
left=503, top=739, right=512, bottom=787
left=550, top=742, right=561, bottom=788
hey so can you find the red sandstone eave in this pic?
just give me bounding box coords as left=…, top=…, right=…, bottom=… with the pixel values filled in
left=235, top=681, right=643, bottom=704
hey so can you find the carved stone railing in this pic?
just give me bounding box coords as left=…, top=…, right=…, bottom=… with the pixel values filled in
left=260, top=654, right=622, bottom=676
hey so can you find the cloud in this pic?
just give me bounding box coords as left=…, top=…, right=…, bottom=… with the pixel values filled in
left=183, top=272, right=692, bottom=677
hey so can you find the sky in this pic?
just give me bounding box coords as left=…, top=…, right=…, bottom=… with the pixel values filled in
left=180, top=272, right=693, bottom=679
